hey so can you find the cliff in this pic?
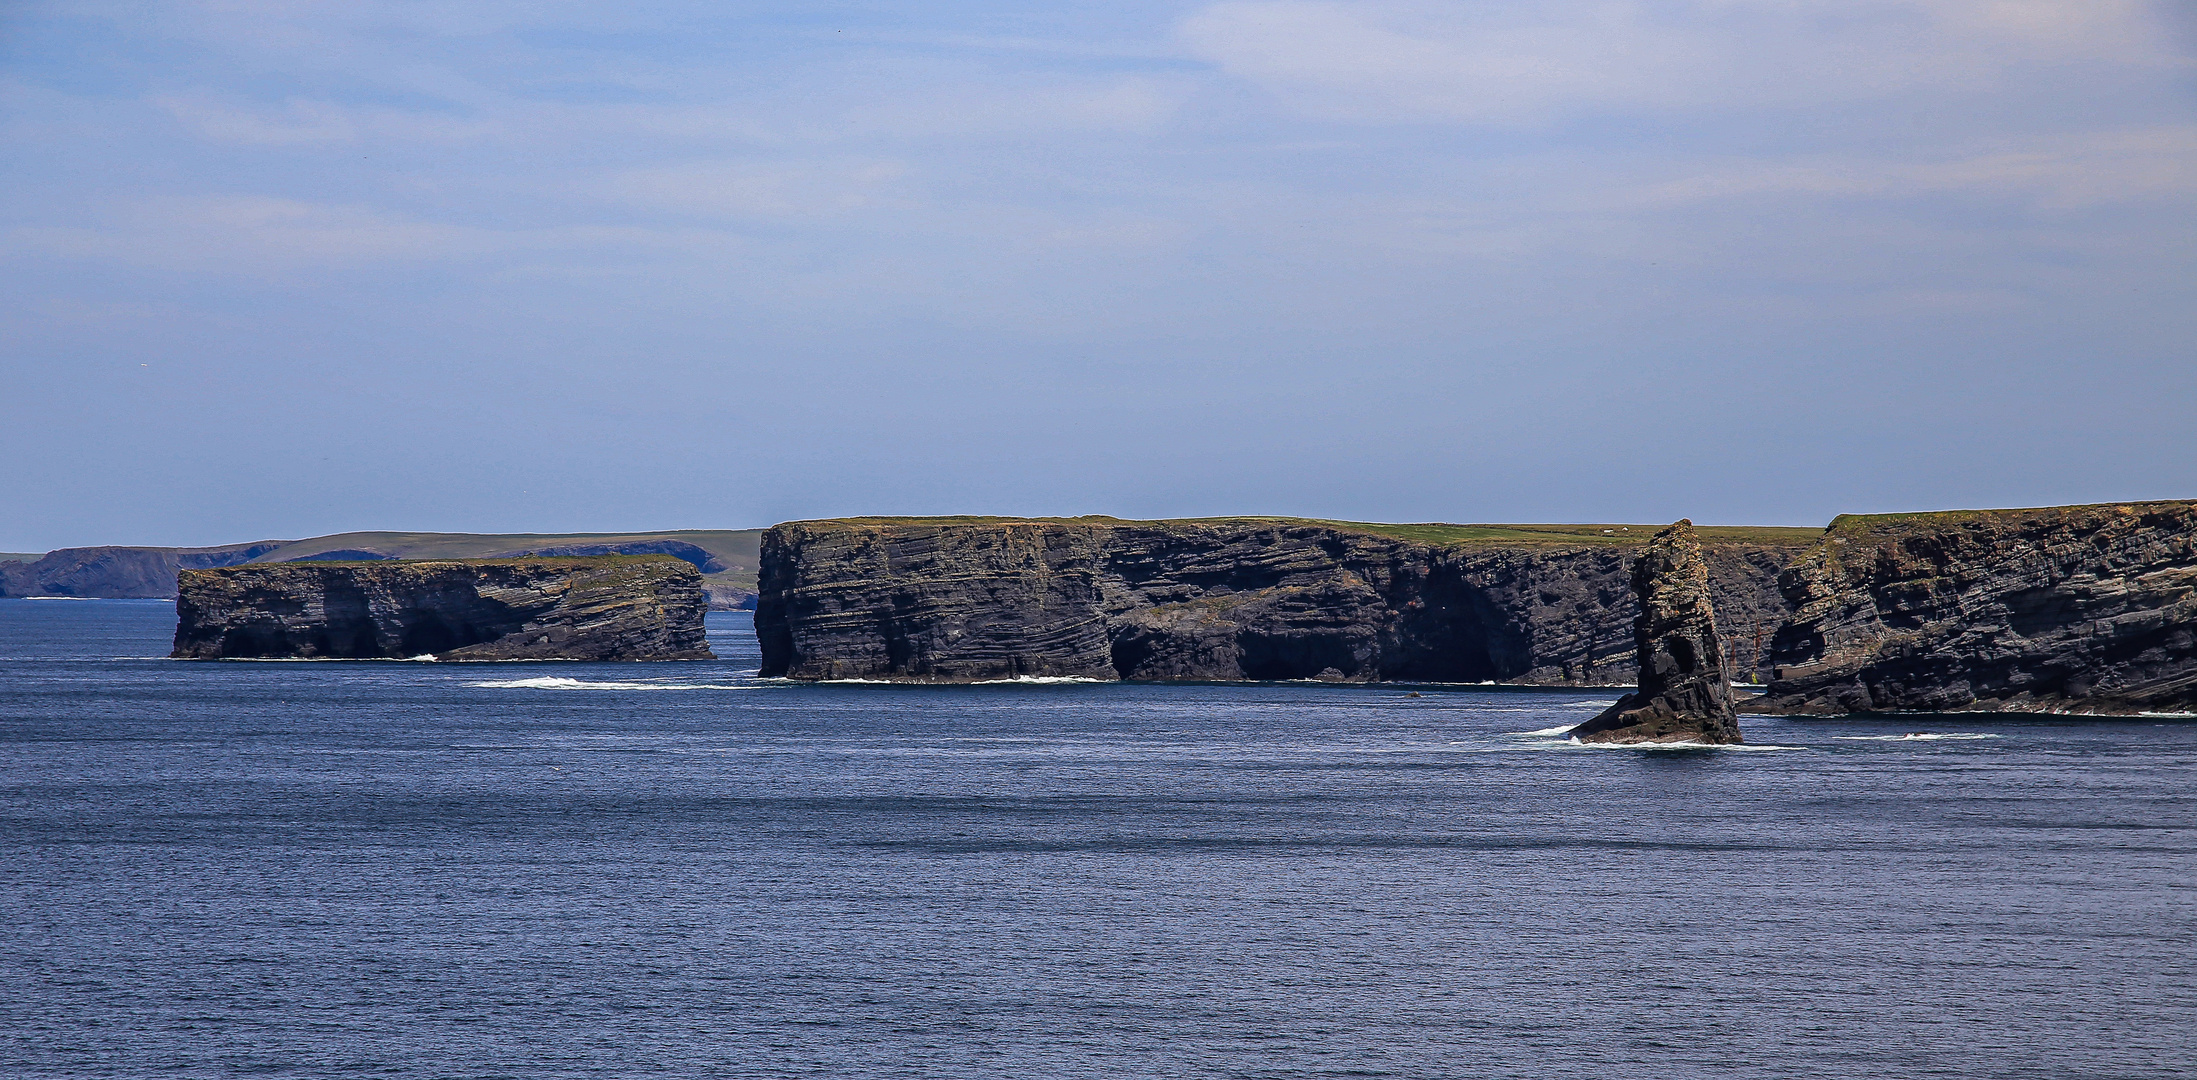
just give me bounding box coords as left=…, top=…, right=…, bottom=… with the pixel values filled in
left=1750, top=501, right=2197, bottom=714
left=171, top=556, right=712, bottom=661
left=755, top=517, right=1815, bottom=684
left=2, top=529, right=762, bottom=608
left=1570, top=521, right=1743, bottom=744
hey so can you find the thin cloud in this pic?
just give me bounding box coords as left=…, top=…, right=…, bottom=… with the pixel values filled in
left=1177, top=0, right=2184, bottom=124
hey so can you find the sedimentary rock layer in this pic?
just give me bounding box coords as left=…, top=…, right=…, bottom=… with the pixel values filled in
left=171, top=556, right=712, bottom=661
left=1571, top=521, right=1743, bottom=744
left=756, top=518, right=1812, bottom=684
left=1751, top=501, right=2197, bottom=714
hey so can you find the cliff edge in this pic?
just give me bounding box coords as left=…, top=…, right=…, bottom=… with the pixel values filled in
left=171, top=556, right=712, bottom=661
left=755, top=517, right=1812, bottom=684
left=1749, top=501, right=2197, bottom=714
left=1570, top=521, right=1742, bottom=744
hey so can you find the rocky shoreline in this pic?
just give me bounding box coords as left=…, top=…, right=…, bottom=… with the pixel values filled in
left=755, top=502, right=2197, bottom=715
left=755, top=517, right=1813, bottom=686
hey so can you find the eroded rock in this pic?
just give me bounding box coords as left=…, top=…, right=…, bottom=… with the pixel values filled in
left=755, top=517, right=1807, bottom=684
left=1748, top=501, right=2197, bottom=715
left=171, top=556, right=712, bottom=661
left=1568, top=520, right=1743, bottom=745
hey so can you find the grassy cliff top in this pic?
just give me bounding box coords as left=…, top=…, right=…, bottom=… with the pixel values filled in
left=1823, top=500, right=2196, bottom=542
left=0, top=552, right=40, bottom=563
left=198, top=554, right=697, bottom=570
left=787, top=516, right=1822, bottom=548
left=244, top=530, right=762, bottom=590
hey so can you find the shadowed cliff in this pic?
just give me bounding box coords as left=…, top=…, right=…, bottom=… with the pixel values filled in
left=172, top=556, right=712, bottom=661
left=1750, top=501, right=2197, bottom=714
left=755, top=517, right=1815, bottom=684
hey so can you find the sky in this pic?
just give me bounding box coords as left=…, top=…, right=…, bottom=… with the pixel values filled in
left=3, top=1, right=2193, bottom=550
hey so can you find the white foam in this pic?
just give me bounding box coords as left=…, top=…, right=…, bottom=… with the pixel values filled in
left=970, top=675, right=1107, bottom=685
left=1569, top=738, right=1803, bottom=751
left=1832, top=733, right=2002, bottom=741
left=2139, top=711, right=2197, bottom=718
left=1510, top=724, right=1582, bottom=737
left=467, top=676, right=754, bottom=691
left=814, top=676, right=1107, bottom=685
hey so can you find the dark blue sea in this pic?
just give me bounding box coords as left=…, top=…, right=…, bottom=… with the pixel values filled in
left=3, top=600, right=2192, bottom=1079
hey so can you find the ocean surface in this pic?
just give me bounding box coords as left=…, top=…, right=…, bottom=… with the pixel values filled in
left=2, top=600, right=2192, bottom=1079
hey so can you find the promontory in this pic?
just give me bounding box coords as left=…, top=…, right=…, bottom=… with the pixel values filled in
left=171, top=556, right=712, bottom=661
left=755, top=517, right=1813, bottom=684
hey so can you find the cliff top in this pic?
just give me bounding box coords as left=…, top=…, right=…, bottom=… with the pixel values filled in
left=196, top=554, right=695, bottom=570
left=242, top=530, right=759, bottom=594
left=783, top=516, right=1820, bottom=548
left=1822, top=500, right=2196, bottom=543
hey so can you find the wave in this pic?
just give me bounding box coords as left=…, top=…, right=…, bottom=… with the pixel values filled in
left=1833, top=733, right=2002, bottom=741
left=1570, top=738, right=1804, bottom=751
left=467, top=676, right=755, bottom=691
left=815, top=676, right=1109, bottom=685
left=1509, top=724, right=1582, bottom=737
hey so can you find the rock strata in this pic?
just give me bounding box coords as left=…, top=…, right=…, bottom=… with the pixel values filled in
left=171, top=556, right=711, bottom=661
left=1569, top=521, right=1743, bottom=745
left=756, top=518, right=1810, bottom=684
left=1749, top=501, right=2197, bottom=714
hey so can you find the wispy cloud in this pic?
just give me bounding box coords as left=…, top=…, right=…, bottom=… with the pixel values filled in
left=1178, top=0, right=2183, bottom=124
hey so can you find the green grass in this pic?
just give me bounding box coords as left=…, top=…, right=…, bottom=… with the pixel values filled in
left=0, top=552, right=40, bottom=563
left=790, top=516, right=1822, bottom=548
left=245, top=530, right=762, bottom=589
left=1825, top=499, right=2195, bottom=541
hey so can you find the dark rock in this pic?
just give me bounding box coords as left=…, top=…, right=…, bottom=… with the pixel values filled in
left=171, top=556, right=711, bottom=661
left=1569, top=521, right=1743, bottom=745
left=755, top=518, right=1808, bottom=684
left=1747, top=501, right=2197, bottom=715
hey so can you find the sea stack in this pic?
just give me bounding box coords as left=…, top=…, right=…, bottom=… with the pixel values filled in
left=1569, top=520, right=1743, bottom=745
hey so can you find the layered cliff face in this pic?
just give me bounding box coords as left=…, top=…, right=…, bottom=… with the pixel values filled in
left=756, top=518, right=1813, bottom=684
left=1752, top=501, right=2197, bottom=714
left=1571, top=522, right=1742, bottom=744
left=172, top=556, right=712, bottom=661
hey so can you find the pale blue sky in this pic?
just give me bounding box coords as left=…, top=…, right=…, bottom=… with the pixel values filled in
left=4, top=1, right=2193, bottom=549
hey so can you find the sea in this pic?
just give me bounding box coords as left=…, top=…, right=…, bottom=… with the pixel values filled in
left=2, top=599, right=2192, bottom=1079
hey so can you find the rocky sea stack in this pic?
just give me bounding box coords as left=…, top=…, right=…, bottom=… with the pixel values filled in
left=1569, top=520, right=1743, bottom=745
left=171, top=556, right=712, bottom=661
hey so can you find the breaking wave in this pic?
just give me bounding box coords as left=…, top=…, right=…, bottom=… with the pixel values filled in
left=467, top=676, right=755, bottom=691
left=1571, top=738, right=1804, bottom=751
left=1510, top=724, right=1582, bottom=737
left=1833, top=733, right=2002, bottom=742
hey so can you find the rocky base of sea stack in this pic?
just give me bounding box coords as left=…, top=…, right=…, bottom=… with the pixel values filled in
left=171, top=556, right=712, bottom=661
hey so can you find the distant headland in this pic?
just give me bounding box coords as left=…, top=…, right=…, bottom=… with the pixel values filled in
left=0, top=530, right=761, bottom=610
